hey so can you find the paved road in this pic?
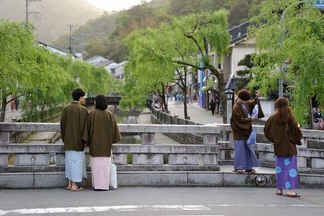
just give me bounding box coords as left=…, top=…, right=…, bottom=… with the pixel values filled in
left=166, top=100, right=223, bottom=124
left=0, top=187, right=323, bottom=216
left=4, top=109, right=21, bottom=123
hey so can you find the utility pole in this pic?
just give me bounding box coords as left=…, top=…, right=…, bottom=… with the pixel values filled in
left=68, top=24, right=77, bottom=54
left=25, top=0, right=41, bottom=23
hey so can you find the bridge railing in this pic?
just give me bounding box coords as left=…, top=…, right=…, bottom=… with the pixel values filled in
left=1, top=122, right=324, bottom=174
left=0, top=123, right=222, bottom=173
left=1, top=122, right=324, bottom=188
left=151, top=107, right=324, bottom=173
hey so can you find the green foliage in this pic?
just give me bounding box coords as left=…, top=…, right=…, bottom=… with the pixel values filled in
left=122, top=10, right=230, bottom=121
left=121, top=26, right=176, bottom=109
left=50, top=0, right=262, bottom=62
left=0, top=20, right=117, bottom=122
left=250, top=0, right=324, bottom=125
left=228, top=0, right=249, bottom=26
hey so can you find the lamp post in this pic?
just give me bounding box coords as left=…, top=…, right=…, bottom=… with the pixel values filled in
left=225, top=89, right=234, bottom=124
left=279, top=0, right=307, bottom=98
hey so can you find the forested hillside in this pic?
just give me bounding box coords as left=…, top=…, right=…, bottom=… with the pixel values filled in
left=0, top=0, right=103, bottom=43
left=52, top=0, right=262, bottom=62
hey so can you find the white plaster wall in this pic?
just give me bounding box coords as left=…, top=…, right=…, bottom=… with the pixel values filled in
left=230, top=37, right=257, bottom=76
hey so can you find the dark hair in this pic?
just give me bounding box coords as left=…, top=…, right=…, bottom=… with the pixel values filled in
left=274, top=97, right=293, bottom=124
left=95, top=95, right=108, bottom=110
left=71, top=88, right=86, bottom=101
left=237, top=89, right=251, bottom=101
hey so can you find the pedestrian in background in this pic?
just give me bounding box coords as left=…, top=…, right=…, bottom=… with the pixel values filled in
left=60, top=88, right=88, bottom=191
left=209, top=99, right=216, bottom=115
left=313, top=106, right=323, bottom=130
left=264, top=97, right=302, bottom=197
left=83, top=95, right=122, bottom=191
left=10, top=95, right=15, bottom=112
left=15, top=98, right=19, bottom=110
left=230, top=89, right=264, bottom=173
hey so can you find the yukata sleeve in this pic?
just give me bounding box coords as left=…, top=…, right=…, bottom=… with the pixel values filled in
left=263, top=118, right=274, bottom=143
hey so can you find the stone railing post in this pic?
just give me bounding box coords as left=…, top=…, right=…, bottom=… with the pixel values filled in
left=0, top=131, right=10, bottom=145
left=203, top=133, right=219, bottom=165
left=203, top=134, right=218, bottom=145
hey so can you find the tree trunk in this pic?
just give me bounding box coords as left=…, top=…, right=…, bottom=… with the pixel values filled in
left=208, top=66, right=227, bottom=124
left=183, top=85, right=188, bottom=119
left=0, top=94, right=7, bottom=122
left=161, top=86, right=168, bottom=113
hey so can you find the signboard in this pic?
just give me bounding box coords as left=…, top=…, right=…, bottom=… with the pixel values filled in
left=314, top=0, right=324, bottom=9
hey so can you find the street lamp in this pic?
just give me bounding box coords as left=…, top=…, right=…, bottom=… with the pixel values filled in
left=225, top=89, right=234, bottom=100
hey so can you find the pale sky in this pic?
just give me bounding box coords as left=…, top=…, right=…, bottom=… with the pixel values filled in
left=85, top=0, right=150, bottom=12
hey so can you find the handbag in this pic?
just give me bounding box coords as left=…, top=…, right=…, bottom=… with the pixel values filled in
left=247, top=127, right=256, bottom=145
left=109, top=154, right=117, bottom=189
left=109, top=162, right=117, bottom=189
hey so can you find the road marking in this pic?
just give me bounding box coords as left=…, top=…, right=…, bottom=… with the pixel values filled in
left=1, top=203, right=323, bottom=215
left=0, top=205, right=211, bottom=215
left=208, top=204, right=324, bottom=208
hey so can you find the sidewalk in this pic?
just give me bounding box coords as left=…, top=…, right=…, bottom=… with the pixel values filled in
left=4, top=108, right=21, bottom=122
left=166, top=100, right=223, bottom=124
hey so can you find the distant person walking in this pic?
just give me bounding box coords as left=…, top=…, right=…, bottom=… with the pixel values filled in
left=230, top=89, right=264, bottom=173
left=209, top=99, right=216, bottom=115
left=15, top=98, right=19, bottom=110
left=82, top=95, right=122, bottom=191
left=10, top=95, right=15, bottom=112
left=60, top=88, right=88, bottom=191
left=264, top=97, right=302, bottom=197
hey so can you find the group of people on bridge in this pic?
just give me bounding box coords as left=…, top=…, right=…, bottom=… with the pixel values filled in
left=60, top=88, right=122, bottom=191
left=230, top=89, right=302, bottom=198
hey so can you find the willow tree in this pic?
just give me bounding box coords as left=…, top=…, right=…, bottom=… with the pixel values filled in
left=0, top=20, right=116, bottom=122
left=122, top=27, right=176, bottom=112
left=20, top=48, right=73, bottom=121
left=123, top=10, right=231, bottom=122
left=168, top=10, right=231, bottom=123
left=249, top=0, right=324, bottom=125
left=0, top=20, right=44, bottom=122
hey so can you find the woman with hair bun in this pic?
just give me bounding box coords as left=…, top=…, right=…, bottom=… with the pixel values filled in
left=82, top=95, right=122, bottom=191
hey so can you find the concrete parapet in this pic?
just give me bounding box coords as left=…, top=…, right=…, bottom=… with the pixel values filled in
left=1, top=122, right=324, bottom=189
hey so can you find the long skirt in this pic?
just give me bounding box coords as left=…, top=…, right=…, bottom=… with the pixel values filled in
left=65, top=151, right=87, bottom=182
left=275, top=155, right=299, bottom=189
left=234, top=140, right=260, bottom=170
left=90, top=156, right=111, bottom=190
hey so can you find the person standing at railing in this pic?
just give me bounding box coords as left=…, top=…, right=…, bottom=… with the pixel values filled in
left=230, top=89, right=264, bottom=174
left=313, top=107, right=323, bottom=130
left=264, top=97, right=303, bottom=198
left=60, top=88, right=88, bottom=191
left=82, top=95, right=122, bottom=191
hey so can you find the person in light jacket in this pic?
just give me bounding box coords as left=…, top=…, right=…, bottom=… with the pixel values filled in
left=82, top=95, right=122, bottom=191
left=264, top=97, right=303, bottom=197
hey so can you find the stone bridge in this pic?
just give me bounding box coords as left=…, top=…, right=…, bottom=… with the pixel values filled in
left=85, top=95, right=121, bottom=106
left=0, top=122, right=324, bottom=189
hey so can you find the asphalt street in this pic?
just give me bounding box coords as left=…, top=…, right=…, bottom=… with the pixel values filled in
left=0, top=187, right=323, bottom=216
